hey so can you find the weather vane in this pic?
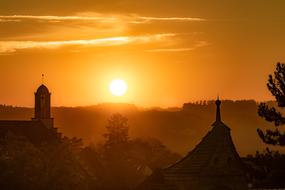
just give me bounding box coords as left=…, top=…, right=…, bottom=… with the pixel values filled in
left=42, top=74, right=44, bottom=84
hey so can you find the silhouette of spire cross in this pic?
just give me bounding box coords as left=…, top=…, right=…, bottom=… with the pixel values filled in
left=42, top=74, right=44, bottom=84
left=215, top=96, right=221, bottom=122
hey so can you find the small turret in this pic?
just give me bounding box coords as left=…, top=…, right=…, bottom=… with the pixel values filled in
left=33, top=83, right=53, bottom=129
left=34, top=84, right=51, bottom=119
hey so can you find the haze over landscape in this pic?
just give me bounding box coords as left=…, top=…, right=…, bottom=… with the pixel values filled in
left=2, top=1, right=285, bottom=189
left=0, top=100, right=281, bottom=156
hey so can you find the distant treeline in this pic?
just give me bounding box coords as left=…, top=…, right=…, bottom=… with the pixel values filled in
left=0, top=100, right=281, bottom=156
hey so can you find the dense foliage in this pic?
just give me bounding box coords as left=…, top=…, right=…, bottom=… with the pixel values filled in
left=0, top=113, right=180, bottom=190
left=87, top=113, right=181, bottom=190
left=245, top=148, right=285, bottom=188
left=0, top=132, right=94, bottom=190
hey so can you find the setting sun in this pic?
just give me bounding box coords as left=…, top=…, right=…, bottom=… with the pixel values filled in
left=109, top=79, right=128, bottom=96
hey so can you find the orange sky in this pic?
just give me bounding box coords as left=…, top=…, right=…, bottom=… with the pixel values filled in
left=0, top=0, right=285, bottom=107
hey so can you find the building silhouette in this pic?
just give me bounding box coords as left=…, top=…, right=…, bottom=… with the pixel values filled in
left=0, top=84, right=59, bottom=144
left=139, top=98, right=247, bottom=190
left=32, top=84, right=54, bottom=129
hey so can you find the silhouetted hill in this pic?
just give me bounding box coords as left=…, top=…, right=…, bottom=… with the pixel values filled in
left=0, top=100, right=282, bottom=156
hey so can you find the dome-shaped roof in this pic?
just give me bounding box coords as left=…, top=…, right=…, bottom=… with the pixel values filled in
left=36, top=84, right=50, bottom=94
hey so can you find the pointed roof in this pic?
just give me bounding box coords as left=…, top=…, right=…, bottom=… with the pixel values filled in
left=36, top=84, right=50, bottom=94
left=164, top=99, right=244, bottom=178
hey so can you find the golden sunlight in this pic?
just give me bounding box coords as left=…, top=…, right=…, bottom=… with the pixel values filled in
left=109, top=79, right=128, bottom=96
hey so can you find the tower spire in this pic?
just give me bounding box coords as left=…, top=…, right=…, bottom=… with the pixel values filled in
left=41, top=74, right=44, bottom=84
left=215, top=96, right=221, bottom=122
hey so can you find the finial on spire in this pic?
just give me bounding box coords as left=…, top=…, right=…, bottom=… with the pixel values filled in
left=41, top=74, right=44, bottom=84
left=215, top=96, right=221, bottom=122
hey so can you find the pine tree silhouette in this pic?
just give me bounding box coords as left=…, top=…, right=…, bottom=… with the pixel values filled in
left=258, top=63, right=285, bottom=145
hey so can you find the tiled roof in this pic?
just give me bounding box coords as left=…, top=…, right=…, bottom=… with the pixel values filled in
left=138, top=100, right=247, bottom=190
left=164, top=99, right=245, bottom=178
left=164, top=121, right=243, bottom=177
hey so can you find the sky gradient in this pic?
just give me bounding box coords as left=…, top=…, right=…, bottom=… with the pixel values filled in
left=0, top=0, right=285, bottom=107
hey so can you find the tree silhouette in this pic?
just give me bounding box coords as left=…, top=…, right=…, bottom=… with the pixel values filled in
left=97, top=113, right=180, bottom=190
left=100, top=113, right=138, bottom=190
left=245, top=148, right=285, bottom=188
left=0, top=132, right=95, bottom=190
left=103, top=113, right=129, bottom=147
left=258, top=63, right=285, bottom=145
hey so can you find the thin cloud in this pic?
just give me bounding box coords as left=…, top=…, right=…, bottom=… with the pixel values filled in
left=0, top=15, right=118, bottom=22
left=0, top=14, right=206, bottom=23
left=137, top=16, right=206, bottom=22
left=146, top=48, right=196, bottom=52
left=0, top=33, right=176, bottom=53
left=0, top=18, right=21, bottom=22
left=146, top=41, right=209, bottom=52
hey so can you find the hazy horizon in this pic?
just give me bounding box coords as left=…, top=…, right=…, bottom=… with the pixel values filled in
left=0, top=99, right=281, bottom=156
left=0, top=98, right=275, bottom=109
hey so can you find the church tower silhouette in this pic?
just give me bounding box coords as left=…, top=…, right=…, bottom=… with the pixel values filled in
left=0, top=80, right=58, bottom=144
left=32, top=84, right=54, bottom=129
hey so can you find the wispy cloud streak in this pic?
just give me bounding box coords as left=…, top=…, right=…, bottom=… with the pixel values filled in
left=137, top=16, right=205, bottom=22
left=0, top=33, right=176, bottom=53
left=0, top=14, right=206, bottom=23
left=146, top=41, right=209, bottom=52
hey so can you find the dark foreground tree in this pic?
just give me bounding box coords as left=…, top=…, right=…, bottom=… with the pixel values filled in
left=93, top=113, right=180, bottom=190
left=244, top=148, right=285, bottom=188
left=0, top=132, right=97, bottom=190
left=258, top=63, right=285, bottom=145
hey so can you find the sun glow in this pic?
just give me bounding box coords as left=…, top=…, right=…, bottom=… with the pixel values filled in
left=109, top=79, right=128, bottom=96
